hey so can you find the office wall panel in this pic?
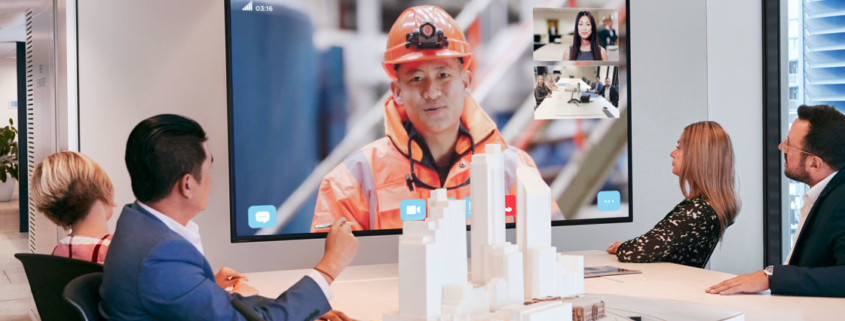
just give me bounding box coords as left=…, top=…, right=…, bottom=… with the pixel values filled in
left=78, top=0, right=761, bottom=274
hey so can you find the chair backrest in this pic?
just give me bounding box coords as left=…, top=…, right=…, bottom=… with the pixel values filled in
left=14, top=253, right=103, bottom=321
left=64, top=273, right=104, bottom=321
left=701, top=240, right=720, bottom=269
left=232, top=297, right=268, bottom=321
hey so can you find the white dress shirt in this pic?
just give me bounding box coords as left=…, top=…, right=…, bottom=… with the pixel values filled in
left=137, top=201, right=333, bottom=300
left=785, top=171, right=839, bottom=264
left=138, top=201, right=204, bottom=254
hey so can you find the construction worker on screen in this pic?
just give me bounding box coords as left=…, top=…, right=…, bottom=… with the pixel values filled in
left=312, top=6, right=560, bottom=231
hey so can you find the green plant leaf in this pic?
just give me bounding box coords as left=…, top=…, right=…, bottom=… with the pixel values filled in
left=0, top=121, right=17, bottom=162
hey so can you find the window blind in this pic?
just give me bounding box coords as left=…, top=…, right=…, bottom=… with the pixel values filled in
left=804, top=0, right=845, bottom=108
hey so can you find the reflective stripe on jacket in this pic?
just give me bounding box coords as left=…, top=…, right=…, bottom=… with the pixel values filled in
left=312, top=96, right=560, bottom=231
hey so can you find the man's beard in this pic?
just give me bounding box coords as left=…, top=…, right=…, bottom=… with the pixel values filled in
left=785, top=153, right=811, bottom=185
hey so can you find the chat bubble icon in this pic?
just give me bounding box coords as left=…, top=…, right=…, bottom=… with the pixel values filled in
left=248, top=205, right=277, bottom=228
left=255, top=211, right=270, bottom=224
left=597, top=191, right=621, bottom=212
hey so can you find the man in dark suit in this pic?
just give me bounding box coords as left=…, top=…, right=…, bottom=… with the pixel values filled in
left=597, top=17, right=618, bottom=48
left=707, top=105, right=845, bottom=297
left=598, top=78, right=619, bottom=107
left=101, top=114, right=359, bottom=320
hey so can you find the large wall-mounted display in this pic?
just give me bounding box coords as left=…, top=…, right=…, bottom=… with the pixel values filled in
left=226, top=0, right=631, bottom=242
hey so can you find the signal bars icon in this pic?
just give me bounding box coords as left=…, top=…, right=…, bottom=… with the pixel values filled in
left=242, top=1, right=253, bottom=11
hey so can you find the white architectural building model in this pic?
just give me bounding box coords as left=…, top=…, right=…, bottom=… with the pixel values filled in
left=384, top=144, right=584, bottom=321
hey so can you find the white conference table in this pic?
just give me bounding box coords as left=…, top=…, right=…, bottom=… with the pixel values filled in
left=246, top=250, right=845, bottom=321
left=534, top=80, right=619, bottom=120
left=533, top=43, right=620, bottom=61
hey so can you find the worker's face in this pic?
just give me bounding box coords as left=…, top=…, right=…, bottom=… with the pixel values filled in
left=538, top=75, right=544, bottom=84
left=578, top=16, right=592, bottom=39
left=604, top=19, right=612, bottom=28
left=605, top=78, right=610, bottom=86
left=392, top=58, right=471, bottom=136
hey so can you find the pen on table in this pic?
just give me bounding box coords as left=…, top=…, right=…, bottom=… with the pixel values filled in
left=313, top=222, right=357, bottom=229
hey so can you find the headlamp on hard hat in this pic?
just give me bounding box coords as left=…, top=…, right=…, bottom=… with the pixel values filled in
left=405, top=21, right=448, bottom=50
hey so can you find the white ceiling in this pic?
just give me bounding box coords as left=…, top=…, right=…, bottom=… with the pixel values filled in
left=0, top=0, right=30, bottom=43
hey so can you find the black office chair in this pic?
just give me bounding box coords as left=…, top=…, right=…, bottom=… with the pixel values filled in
left=701, top=241, right=720, bottom=269
left=64, top=273, right=104, bottom=321
left=14, top=253, right=103, bottom=321
left=232, top=297, right=268, bottom=321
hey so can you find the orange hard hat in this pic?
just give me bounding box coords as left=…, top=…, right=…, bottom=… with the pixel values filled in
left=382, top=6, right=473, bottom=80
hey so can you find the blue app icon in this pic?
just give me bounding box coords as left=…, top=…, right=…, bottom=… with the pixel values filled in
left=464, top=197, right=471, bottom=218
left=248, top=205, right=277, bottom=228
left=597, top=191, right=621, bottom=212
left=400, top=199, right=427, bottom=221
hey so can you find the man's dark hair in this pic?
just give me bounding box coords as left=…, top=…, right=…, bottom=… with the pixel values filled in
left=797, top=104, right=845, bottom=170
left=125, top=114, right=208, bottom=203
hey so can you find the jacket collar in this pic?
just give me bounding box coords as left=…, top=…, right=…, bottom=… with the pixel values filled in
left=128, top=201, right=160, bottom=223
left=384, top=95, right=505, bottom=162
left=814, top=170, right=845, bottom=203
left=127, top=201, right=205, bottom=254
left=792, top=170, right=845, bottom=259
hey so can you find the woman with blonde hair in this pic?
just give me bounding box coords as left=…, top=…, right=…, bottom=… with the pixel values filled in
left=607, top=121, right=740, bottom=268
left=545, top=74, right=559, bottom=91
left=534, top=74, right=552, bottom=108
left=31, top=151, right=116, bottom=264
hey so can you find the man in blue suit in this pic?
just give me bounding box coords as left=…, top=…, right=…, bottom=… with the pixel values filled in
left=588, top=76, right=604, bottom=94
left=100, top=114, right=359, bottom=320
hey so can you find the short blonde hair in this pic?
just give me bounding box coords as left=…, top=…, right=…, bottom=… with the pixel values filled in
left=31, top=151, right=115, bottom=228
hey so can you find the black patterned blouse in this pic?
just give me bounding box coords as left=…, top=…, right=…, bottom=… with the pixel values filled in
left=616, top=197, right=721, bottom=268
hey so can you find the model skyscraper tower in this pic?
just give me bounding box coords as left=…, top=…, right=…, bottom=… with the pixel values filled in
left=384, top=144, right=582, bottom=321
left=470, top=144, right=507, bottom=284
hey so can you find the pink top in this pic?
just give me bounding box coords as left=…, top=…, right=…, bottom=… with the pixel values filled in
left=51, top=234, right=112, bottom=264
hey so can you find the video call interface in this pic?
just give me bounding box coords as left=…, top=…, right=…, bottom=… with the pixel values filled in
left=227, top=1, right=630, bottom=241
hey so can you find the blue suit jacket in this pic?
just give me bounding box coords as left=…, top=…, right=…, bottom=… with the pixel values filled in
left=100, top=203, right=331, bottom=320
left=590, top=82, right=604, bottom=93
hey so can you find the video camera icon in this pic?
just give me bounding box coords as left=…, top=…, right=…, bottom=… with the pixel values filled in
left=400, top=199, right=427, bottom=221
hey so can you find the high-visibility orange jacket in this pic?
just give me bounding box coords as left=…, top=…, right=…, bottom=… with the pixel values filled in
left=312, top=96, right=560, bottom=231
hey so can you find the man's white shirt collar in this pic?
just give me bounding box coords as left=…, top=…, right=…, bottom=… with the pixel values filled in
left=804, top=171, right=838, bottom=205
left=137, top=201, right=204, bottom=254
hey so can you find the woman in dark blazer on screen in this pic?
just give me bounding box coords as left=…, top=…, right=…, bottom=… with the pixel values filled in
left=607, top=121, right=740, bottom=268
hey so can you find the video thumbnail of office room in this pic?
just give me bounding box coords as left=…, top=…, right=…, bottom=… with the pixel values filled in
left=534, top=65, right=621, bottom=120
left=227, top=3, right=630, bottom=240
left=533, top=7, right=620, bottom=62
